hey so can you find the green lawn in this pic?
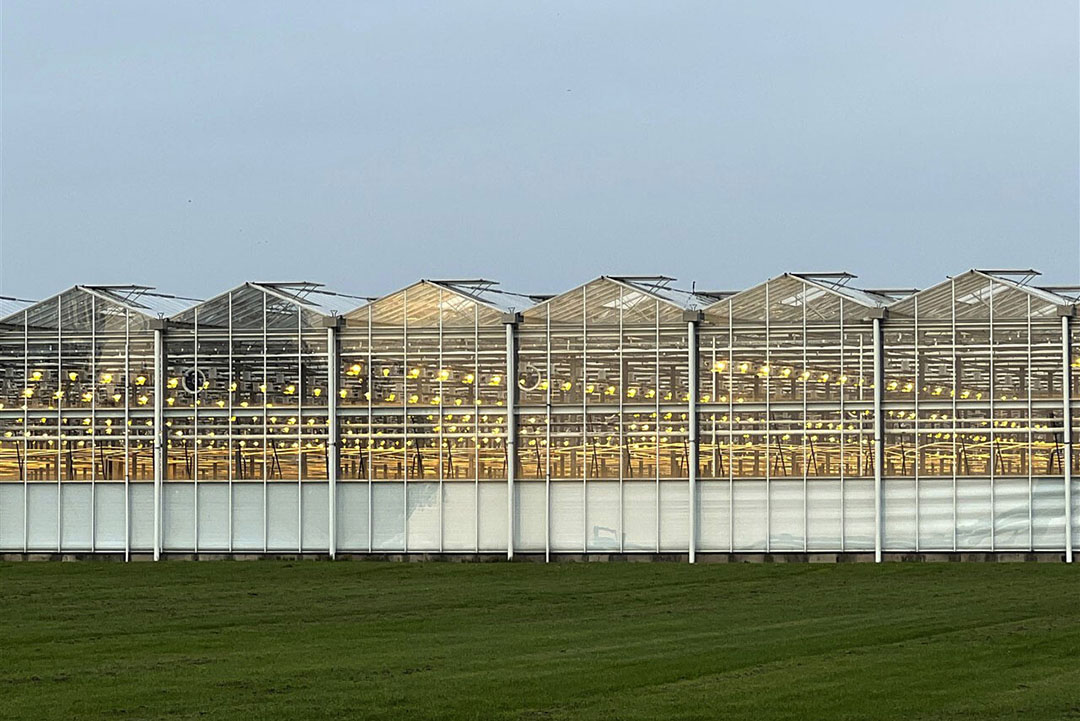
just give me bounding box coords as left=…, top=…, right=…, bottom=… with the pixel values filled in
left=1, top=561, right=1078, bottom=720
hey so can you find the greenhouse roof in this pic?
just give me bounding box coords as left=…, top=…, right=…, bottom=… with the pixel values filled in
left=889, top=269, right=1075, bottom=319
left=5, top=269, right=1075, bottom=328
left=0, top=295, right=35, bottom=319
left=703, top=272, right=892, bottom=323
left=425, top=279, right=539, bottom=314
left=83, top=285, right=201, bottom=318
left=523, top=275, right=715, bottom=320
left=250, top=282, right=370, bottom=317
left=611, top=276, right=717, bottom=311
left=0, top=285, right=199, bottom=324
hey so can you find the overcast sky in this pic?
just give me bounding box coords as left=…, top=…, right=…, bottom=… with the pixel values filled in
left=1, top=1, right=1077, bottom=302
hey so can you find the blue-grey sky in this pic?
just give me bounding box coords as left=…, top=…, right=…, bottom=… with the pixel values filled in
left=1, top=1, right=1077, bottom=302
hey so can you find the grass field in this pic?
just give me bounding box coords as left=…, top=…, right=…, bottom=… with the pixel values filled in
left=1, top=561, right=1079, bottom=720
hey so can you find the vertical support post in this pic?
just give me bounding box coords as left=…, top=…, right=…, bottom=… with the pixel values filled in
left=1061, top=308, right=1074, bottom=562
left=325, top=316, right=341, bottom=560
left=872, top=312, right=886, bottom=563
left=545, top=309, right=551, bottom=563
left=151, top=319, right=166, bottom=561
left=124, top=308, right=131, bottom=562
left=193, top=308, right=200, bottom=555
left=21, top=308, right=28, bottom=555
left=296, top=306, right=302, bottom=555
left=55, top=296, right=62, bottom=554
left=227, top=291, right=234, bottom=553
left=684, top=310, right=702, bottom=563
left=90, top=295, right=97, bottom=555
left=504, top=313, right=520, bottom=560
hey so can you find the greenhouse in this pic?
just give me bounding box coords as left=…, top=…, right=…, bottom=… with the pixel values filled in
left=0, top=270, right=1077, bottom=561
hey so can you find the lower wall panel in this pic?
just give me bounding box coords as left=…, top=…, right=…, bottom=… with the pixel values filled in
left=3, top=476, right=1077, bottom=556
left=699, top=479, right=874, bottom=553
left=806, top=480, right=841, bottom=551
left=697, top=481, right=729, bottom=551
left=956, top=479, right=992, bottom=551
left=477, top=483, right=507, bottom=552
left=995, top=478, right=1031, bottom=550
left=0, top=482, right=153, bottom=553
left=732, top=481, right=766, bottom=551
left=550, top=482, right=583, bottom=552
left=407, top=483, right=440, bottom=551
left=198, top=483, right=230, bottom=551
left=371, top=483, right=404, bottom=551
left=336, top=482, right=369, bottom=552
left=129, top=484, right=154, bottom=551
left=0, top=484, right=25, bottom=549
left=624, top=481, right=657, bottom=551
left=1032, top=478, right=1066, bottom=550
left=266, top=484, right=299, bottom=551
left=844, top=480, right=875, bottom=551
left=444, top=483, right=477, bottom=551
left=60, top=484, right=93, bottom=550
left=301, top=483, right=330, bottom=552
left=1074, top=480, right=1080, bottom=552
left=232, top=483, right=264, bottom=551
left=768, top=480, right=803, bottom=552
left=513, top=482, right=544, bottom=551
left=883, top=480, right=916, bottom=551
left=917, top=479, right=953, bottom=550
left=27, top=484, right=59, bottom=551
left=94, top=484, right=127, bottom=551
left=660, top=482, right=689, bottom=552
left=586, top=483, right=619, bottom=552
left=163, top=484, right=195, bottom=551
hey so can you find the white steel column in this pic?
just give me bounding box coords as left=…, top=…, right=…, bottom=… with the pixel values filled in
left=124, top=309, right=131, bottom=561
left=55, top=297, right=61, bottom=554
left=152, top=320, right=166, bottom=561
left=193, top=308, right=200, bottom=555
left=1061, top=309, right=1074, bottom=562
left=684, top=311, right=701, bottom=563
left=326, top=318, right=341, bottom=559
left=544, top=309, right=551, bottom=562
left=872, top=312, right=885, bottom=563
left=21, top=309, right=29, bottom=554
left=504, top=313, right=520, bottom=560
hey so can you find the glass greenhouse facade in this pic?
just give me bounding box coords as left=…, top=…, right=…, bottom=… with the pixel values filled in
left=0, top=271, right=1077, bottom=561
